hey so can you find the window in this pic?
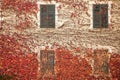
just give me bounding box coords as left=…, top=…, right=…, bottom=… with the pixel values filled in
left=40, top=5, right=55, bottom=28
left=40, top=50, right=55, bottom=75
left=93, top=49, right=109, bottom=75
left=93, top=4, right=108, bottom=28
left=90, top=1, right=112, bottom=29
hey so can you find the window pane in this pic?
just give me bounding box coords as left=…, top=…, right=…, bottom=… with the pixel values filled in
left=93, top=4, right=101, bottom=28
left=40, top=14, right=48, bottom=28
left=101, top=4, right=108, bottom=15
left=101, top=4, right=108, bottom=28
left=47, top=5, right=55, bottom=13
left=48, top=14, right=55, bottom=28
left=101, top=14, right=108, bottom=28
left=93, top=14, right=101, bottom=28
left=41, top=5, right=47, bottom=13
left=93, top=4, right=100, bottom=14
left=47, top=51, right=54, bottom=74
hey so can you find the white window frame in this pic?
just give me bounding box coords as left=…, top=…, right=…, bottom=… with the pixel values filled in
left=89, top=1, right=112, bottom=29
left=37, top=1, right=58, bottom=28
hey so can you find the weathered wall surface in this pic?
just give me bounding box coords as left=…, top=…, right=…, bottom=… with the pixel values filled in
left=0, top=0, right=120, bottom=79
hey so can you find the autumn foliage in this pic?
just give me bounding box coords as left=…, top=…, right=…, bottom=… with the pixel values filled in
left=2, top=0, right=38, bottom=30
left=1, top=34, right=120, bottom=80
left=2, top=0, right=37, bottom=14
left=55, top=48, right=92, bottom=80
left=109, top=54, right=120, bottom=80
left=0, top=34, right=38, bottom=80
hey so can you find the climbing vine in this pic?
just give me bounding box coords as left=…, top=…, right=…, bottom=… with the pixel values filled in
left=0, top=34, right=38, bottom=80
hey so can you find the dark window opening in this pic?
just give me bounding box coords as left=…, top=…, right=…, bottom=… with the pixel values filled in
left=93, top=49, right=109, bottom=75
left=40, top=5, right=55, bottom=28
left=93, top=4, right=108, bottom=28
left=40, top=50, right=55, bottom=75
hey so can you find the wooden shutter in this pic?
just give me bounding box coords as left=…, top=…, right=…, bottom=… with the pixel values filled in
left=93, top=4, right=108, bottom=28
left=40, top=5, right=55, bottom=28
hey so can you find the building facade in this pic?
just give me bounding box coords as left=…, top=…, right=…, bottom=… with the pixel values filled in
left=1, top=0, right=120, bottom=79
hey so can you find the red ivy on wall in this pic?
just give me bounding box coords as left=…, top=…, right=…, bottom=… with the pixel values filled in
left=0, top=34, right=38, bottom=80
left=55, top=48, right=92, bottom=80
left=109, top=54, right=120, bottom=80
left=1, top=34, right=120, bottom=80
left=2, top=0, right=38, bottom=30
